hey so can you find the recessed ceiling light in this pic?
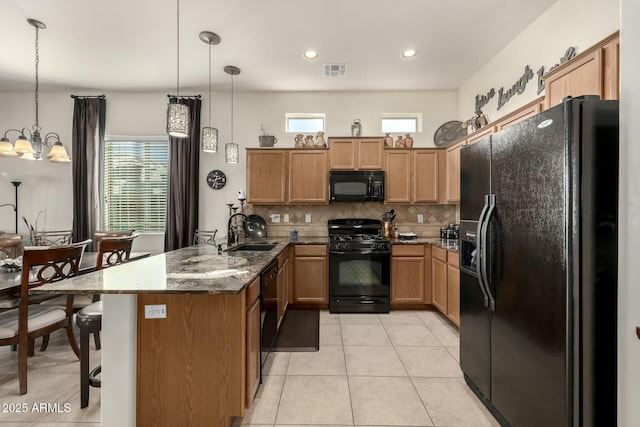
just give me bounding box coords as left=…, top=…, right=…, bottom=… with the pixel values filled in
left=303, top=50, right=319, bottom=60
left=401, top=49, right=417, bottom=59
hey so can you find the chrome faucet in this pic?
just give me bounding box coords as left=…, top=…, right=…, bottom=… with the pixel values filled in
left=227, top=213, right=249, bottom=247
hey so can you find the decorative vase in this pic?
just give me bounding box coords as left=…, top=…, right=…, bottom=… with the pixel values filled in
left=294, top=133, right=304, bottom=148
left=316, top=131, right=326, bottom=147
left=384, top=133, right=393, bottom=148
left=304, top=135, right=315, bottom=148
left=404, top=134, right=413, bottom=147
left=395, top=135, right=406, bottom=148
left=351, top=119, right=362, bottom=137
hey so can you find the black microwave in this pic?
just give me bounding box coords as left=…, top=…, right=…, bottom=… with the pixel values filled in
left=329, top=170, right=385, bottom=202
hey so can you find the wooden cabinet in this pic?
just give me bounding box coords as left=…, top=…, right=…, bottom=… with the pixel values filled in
left=495, top=97, right=543, bottom=131
left=431, top=246, right=447, bottom=313
left=542, top=31, right=619, bottom=109
left=277, top=248, right=290, bottom=328
left=246, top=149, right=287, bottom=204
left=293, top=244, right=328, bottom=304
left=385, top=149, right=413, bottom=203
left=414, top=149, right=445, bottom=203
left=245, top=277, right=261, bottom=407
left=446, top=252, right=460, bottom=327
left=288, top=150, right=328, bottom=203
left=466, top=126, right=494, bottom=145
left=445, top=142, right=463, bottom=204
left=391, top=244, right=426, bottom=304
left=328, top=137, right=384, bottom=170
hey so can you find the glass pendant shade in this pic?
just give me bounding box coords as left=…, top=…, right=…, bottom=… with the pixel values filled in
left=166, top=102, right=190, bottom=138
left=202, top=127, right=218, bottom=152
left=0, top=140, right=18, bottom=156
left=14, top=137, right=34, bottom=154
left=225, top=142, right=239, bottom=164
left=20, top=152, right=36, bottom=161
left=50, top=154, right=71, bottom=163
left=47, top=141, right=70, bottom=159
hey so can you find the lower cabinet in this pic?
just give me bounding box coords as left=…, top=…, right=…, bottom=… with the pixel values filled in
left=446, top=252, right=460, bottom=326
left=431, top=246, right=460, bottom=327
left=245, top=277, right=261, bottom=408
left=293, top=244, right=328, bottom=304
left=431, top=247, right=448, bottom=312
left=391, top=244, right=426, bottom=304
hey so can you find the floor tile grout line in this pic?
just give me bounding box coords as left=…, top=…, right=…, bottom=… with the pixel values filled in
left=337, top=314, right=356, bottom=426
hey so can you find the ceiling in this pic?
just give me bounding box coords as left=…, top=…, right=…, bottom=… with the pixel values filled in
left=0, top=0, right=557, bottom=93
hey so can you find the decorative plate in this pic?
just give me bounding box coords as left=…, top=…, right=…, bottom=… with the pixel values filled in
left=206, top=170, right=227, bottom=190
left=433, top=120, right=467, bottom=147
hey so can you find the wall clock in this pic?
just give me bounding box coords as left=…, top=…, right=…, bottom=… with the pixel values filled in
left=206, top=170, right=227, bottom=190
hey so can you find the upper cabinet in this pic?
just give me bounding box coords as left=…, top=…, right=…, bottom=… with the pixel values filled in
left=246, top=149, right=287, bottom=204
left=289, top=150, right=328, bottom=204
left=414, top=149, right=446, bottom=204
left=542, top=31, right=619, bottom=109
left=445, top=142, right=463, bottom=204
left=247, top=149, right=328, bottom=204
left=328, top=137, right=384, bottom=170
left=495, top=97, right=543, bottom=132
left=385, top=149, right=413, bottom=203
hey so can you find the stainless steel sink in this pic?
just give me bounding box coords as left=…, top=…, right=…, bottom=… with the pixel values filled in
left=225, top=243, right=277, bottom=252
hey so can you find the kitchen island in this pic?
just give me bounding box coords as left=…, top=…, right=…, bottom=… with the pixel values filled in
left=30, top=242, right=290, bottom=427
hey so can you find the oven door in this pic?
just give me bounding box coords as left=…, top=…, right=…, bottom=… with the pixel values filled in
left=329, top=250, right=390, bottom=297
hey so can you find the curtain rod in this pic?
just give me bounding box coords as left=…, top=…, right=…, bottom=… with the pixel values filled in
left=70, top=95, right=106, bottom=99
left=167, top=94, right=201, bottom=99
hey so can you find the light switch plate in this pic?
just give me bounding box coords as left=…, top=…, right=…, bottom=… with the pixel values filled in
left=271, top=214, right=281, bottom=223
left=283, top=213, right=290, bottom=223
left=305, top=213, right=312, bottom=223
left=144, top=304, right=167, bottom=319
left=417, top=214, right=424, bottom=224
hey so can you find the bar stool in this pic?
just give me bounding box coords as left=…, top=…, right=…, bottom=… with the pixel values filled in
left=76, top=234, right=136, bottom=408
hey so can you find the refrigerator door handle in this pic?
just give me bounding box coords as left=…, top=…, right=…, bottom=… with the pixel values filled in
left=476, top=195, right=491, bottom=308
left=481, top=193, right=497, bottom=311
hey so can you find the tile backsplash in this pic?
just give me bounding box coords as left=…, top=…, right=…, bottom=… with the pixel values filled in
left=248, top=203, right=458, bottom=238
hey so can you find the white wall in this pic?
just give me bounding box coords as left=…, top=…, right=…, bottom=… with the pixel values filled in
left=457, top=0, right=619, bottom=122
left=619, top=0, right=640, bottom=424
left=0, top=90, right=457, bottom=249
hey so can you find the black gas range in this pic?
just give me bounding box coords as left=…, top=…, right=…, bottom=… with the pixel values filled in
left=328, top=219, right=391, bottom=313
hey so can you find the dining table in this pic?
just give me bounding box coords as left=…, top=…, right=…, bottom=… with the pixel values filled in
left=0, top=251, right=151, bottom=308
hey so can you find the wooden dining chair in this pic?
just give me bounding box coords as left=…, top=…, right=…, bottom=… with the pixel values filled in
left=0, top=240, right=90, bottom=395
left=194, top=229, right=217, bottom=246
left=93, top=229, right=134, bottom=252
left=0, top=234, right=23, bottom=260
left=76, top=234, right=137, bottom=408
left=31, top=230, right=73, bottom=246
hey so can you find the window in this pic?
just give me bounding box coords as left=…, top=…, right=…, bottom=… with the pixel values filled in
left=381, top=113, right=422, bottom=133
left=286, top=113, right=325, bottom=133
left=103, top=138, right=169, bottom=232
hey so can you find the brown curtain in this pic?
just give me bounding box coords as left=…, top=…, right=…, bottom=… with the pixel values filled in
left=164, top=97, right=201, bottom=251
left=72, top=96, right=106, bottom=250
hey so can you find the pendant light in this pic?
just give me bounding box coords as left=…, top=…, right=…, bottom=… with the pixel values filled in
left=166, top=0, right=189, bottom=138
left=199, top=31, right=221, bottom=153
left=224, top=66, right=241, bottom=164
left=0, top=19, right=70, bottom=162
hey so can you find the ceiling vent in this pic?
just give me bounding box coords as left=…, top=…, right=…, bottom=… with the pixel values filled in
left=323, top=64, right=347, bottom=77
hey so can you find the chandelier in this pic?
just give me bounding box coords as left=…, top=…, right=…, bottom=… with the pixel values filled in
left=0, top=19, right=70, bottom=162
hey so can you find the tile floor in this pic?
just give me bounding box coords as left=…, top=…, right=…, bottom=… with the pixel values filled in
left=233, top=310, right=499, bottom=427
left=0, top=310, right=499, bottom=426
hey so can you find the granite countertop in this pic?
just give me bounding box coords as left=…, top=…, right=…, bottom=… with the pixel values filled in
left=390, top=237, right=459, bottom=253
left=30, top=241, right=290, bottom=296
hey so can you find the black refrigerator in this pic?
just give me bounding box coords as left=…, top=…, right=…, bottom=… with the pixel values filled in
left=459, top=96, right=618, bottom=427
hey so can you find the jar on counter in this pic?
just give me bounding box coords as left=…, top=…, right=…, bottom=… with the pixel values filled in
left=290, top=229, right=298, bottom=242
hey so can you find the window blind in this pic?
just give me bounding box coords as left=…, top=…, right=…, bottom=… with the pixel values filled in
left=103, top=140, right=169, bottom=232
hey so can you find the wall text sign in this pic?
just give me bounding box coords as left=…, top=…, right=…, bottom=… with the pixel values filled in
left=475, top=47, right=577, bottom=112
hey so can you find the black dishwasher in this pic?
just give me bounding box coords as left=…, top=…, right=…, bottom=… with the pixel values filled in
left=260, top=259, right=278, bottom=367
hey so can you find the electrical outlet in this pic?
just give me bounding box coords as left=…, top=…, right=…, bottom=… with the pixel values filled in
left=144, top=304, right=167, bottom=319
left=271, top=214, right=281, bottom=223
left=305, top=213, right=312, bottom=223
left=283, top=213, right=290, bottom=223
left=417, top=214, right=424, bottom=224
